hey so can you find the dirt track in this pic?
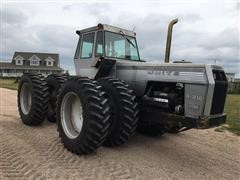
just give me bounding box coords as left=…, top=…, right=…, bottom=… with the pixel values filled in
left=0, top=88, right=239, bottom=180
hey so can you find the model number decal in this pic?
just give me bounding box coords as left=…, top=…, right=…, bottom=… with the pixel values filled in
left=186, top=94, right=203, bottom=101
left=148, top=70, right=179, bottom=76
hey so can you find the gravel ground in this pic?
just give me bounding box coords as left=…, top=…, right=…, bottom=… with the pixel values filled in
left=0, top=87, right=239, bottom=180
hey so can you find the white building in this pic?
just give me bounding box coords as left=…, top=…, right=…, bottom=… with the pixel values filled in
left=225, top=72, right=235, bottom=82
left=0, top=52, right=64, bottom=77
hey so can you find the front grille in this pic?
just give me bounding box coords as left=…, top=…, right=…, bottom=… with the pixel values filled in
left=210, top=70, right=228, bottom=115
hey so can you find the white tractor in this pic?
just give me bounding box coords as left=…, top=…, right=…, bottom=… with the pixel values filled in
left=18, top=20, right=228, bottom=154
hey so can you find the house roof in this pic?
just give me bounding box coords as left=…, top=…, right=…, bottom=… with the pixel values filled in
left=0, top=62, right=63, bottom=71
left=12, top=52, right=59, bottom=65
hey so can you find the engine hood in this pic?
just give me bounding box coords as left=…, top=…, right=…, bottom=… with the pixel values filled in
left=116, top=60, right=223, bottom=70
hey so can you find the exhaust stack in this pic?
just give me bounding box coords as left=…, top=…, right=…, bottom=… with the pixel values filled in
left=165, top=18, right=178, bottom=63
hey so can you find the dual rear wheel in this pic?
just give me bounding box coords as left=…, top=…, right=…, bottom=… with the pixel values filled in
left=57, top=77, right=139, bottom=153
left=56, top=77, right=111, bottom=154
left=18, top=73, right=49, bottom=125
left=98, top=77, right=139, bottom=146
left=18, top=74, right=139, bottom=154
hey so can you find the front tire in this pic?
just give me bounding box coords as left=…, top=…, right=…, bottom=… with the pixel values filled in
left=18, top=73, right=49, bottom=126
left=56, top=77, right=110, bottom=154
left=98, top=77, right=139, bottom=147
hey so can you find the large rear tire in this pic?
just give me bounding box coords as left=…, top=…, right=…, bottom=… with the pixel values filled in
left=46, top=74, right=67, bottom=122
left=17, top=73, right=49, bottom=126
left=98, top=77, right=139, bottom=147
left=56, top=77, right=110, bottom=154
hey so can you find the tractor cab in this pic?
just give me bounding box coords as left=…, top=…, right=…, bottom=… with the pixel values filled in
left=74, top=24, right=141, bottom=78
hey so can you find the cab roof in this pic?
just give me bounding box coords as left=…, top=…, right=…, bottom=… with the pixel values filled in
left=76, top=23, right=136, bottom=37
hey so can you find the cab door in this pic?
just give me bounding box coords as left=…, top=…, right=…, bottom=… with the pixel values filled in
left=74, top=32, right=98, bottom=78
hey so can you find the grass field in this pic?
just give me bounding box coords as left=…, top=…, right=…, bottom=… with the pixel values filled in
left=0, top=77, right=18, bottom=90
left=0, top=77, right=239, bottom=135
left=218, top=94, right=240, bottom=135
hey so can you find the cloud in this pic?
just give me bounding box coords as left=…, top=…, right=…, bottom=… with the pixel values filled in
left=1, top=7, right=27, bottom=26
left=1, top=2, right=239, bottom=77
left=176, top=13, right=201, bottom=22
left=62, top=4, right=73, bottom=11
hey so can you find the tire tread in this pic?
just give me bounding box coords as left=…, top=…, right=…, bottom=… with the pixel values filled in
left=98, top=77, right=139, bottom=147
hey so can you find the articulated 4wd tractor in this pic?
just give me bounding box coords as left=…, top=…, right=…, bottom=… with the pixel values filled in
left=18, top=19, right=228, bottom=154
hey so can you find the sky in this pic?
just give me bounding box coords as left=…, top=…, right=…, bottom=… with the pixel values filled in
left=1, top=1, right=239, bottom=77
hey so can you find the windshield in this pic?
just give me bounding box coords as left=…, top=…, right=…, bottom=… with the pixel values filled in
left=105, top=31, right=140, bottom=60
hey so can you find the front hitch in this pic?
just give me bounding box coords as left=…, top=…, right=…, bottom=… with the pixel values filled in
left=196, top=114, right=227, bottom=129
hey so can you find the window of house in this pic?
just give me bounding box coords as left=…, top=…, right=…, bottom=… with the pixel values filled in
left=30, top=55, right=40, bottom=66
left=47, top=61, right=53, bottom=66
left=45, top=57, right=54, bottom=66
left=31, top=59, right=39, bottom=65
left=81, top=33, right=95, bottom=59
left=15, top=55, right=24, bottom=65
left=16, top=59, right=23, bottom=65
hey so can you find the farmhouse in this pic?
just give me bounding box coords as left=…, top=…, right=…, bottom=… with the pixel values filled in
left=0, top=52, right=64, bottom=77
left=225, top=72, right=235, bottom=82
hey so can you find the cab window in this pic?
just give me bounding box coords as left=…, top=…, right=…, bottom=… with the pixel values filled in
left=81, top=33, right=95, bottom=59
left=95, top=31, right=103, bottom=57
left=105, top=31, right=140, bottom=60
left=74, top=35, right=81, bottom=59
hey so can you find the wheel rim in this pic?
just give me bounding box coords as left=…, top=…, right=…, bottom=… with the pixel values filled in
left=20, top=83, right=32, bottom=115
left=61, top=92, right=83, bottom=139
